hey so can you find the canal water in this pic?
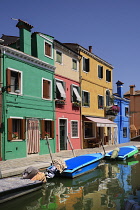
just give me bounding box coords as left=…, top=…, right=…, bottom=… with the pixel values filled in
left=1, top=153, right=140, bottom=210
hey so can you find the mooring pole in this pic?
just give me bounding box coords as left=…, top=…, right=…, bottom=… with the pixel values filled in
left=0, top=169, right=2, bottom=179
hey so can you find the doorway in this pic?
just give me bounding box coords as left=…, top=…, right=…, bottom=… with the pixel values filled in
left=27, top=119, right=40, bottom=154
left=59, top=119, right=67, bottom=150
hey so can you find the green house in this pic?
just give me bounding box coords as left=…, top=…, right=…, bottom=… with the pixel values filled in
left=0, top=19, right=56, bottom=160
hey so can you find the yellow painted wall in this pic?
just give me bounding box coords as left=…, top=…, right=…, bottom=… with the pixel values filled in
left=54, top=46, right=79, bottom=82
left=80, top=51, right=113, bottom=117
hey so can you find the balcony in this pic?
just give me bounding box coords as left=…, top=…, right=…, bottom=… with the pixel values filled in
left=105, top=105, right=120, bottom=116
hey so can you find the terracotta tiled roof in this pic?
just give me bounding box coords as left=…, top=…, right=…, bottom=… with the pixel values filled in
left=124, top=90, right=140, bottom=96
left=1, top=34, right=19, bottom=46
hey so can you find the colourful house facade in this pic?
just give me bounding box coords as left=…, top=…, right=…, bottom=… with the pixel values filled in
left=64, top=44, right=117, bottom=148
left=0, top=19, right=56, bottom=160
left=113, top=81, right=130, bottom=144
left=54, top=40, right=81, bottom=151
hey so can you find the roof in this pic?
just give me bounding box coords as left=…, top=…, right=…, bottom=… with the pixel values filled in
left=64, top=43, right=113, bottom=69
left=124, top=90, right=140, bottom=96
left=1, top=35, right=19, bottom=46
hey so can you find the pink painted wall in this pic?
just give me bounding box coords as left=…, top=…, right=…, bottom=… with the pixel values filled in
left=55, top=74, right=81, bottom=152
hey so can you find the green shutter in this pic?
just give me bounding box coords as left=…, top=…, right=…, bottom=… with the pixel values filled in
left=71, top=84, right=74, bottom=102
left=88, top=92, right=90, bottom=106
left=82, top=91, right=84, bottom=106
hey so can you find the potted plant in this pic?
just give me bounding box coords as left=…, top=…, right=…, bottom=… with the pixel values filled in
left=12, top=132, right=18, bottom=139
left=72, top=102, right=81, bottom=107
left=44, top=132, right=50, bottom=139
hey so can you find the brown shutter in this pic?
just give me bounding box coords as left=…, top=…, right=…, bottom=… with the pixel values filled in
left=21, top=119, right=26, bottom=139
left=6, top=69, right=11, bottom=92
left=51, top=121, right=54, bottom=139
left=40, top=120, right=45, bottom=139
left=43, top=80, right=50, bottom=99
left=8, top=118, right=12, bottom=140
left=45, top=43, right=51, bottom=56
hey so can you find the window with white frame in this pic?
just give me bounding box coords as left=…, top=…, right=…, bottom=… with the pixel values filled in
left=42, top=78, right=52, bottom=100
left=71, top=121, right=78, bottom=137
left=41, top=120, right=54, bottom=139
left=82, top=91, right=90, bottom=107
left=7, top=118, right=25, bottom=140
left=123, top=127, right=127, bottom=138
left=45, top=41, right=52, bottom=57
left=98, top=95, right=104, bottom=109
left=98, top=65, right=103, bottom=79
left=55, top=80, right=66, bottom=100
left=56, top=50, right=62, bottom=64
left=72, top=59, right=77, bottom=70
left=83, top=57, right=89, bottom=72
left=6, top=68, right=22, bottom=94
left=106, top=69, right=111, bottom=82
left=71, top=85, right=81, bottom=103
left=84, top=122, right=95, bottom=138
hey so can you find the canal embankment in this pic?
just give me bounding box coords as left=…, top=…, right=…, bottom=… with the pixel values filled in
left=0, top=141, right=140, bottom=178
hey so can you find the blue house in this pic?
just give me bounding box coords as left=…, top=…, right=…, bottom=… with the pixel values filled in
left=113, top=81, right=130, bottom=144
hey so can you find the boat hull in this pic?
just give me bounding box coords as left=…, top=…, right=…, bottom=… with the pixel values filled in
left=104, top=146, right=139, bottom=160
left=60, top=153, right=103, bottom=178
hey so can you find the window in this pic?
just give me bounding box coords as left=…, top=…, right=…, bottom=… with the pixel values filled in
left=56, top=51, right=62, bottom=64
left=55, top=80, right=66, bottom=100
left=71, top=121, right=78, bottom=137
left=72, top=59, right=77, bottom=70
left=125, top=107, right=129, bottom=117
left=41, top=120, right=54, bottom=139
left=7, top=118, right=25, bottom=140
left=84, top=122, right=95, bottom=138
left=71, top=85, right=81, bottom=102
left=106, top=69, right=111, bottom=82
left=98, top=95, right=104, bottom=109
left=42, top=79, right=52, bottom=100
left=45, top=42, right=52, bottom=57
left=6, top=68, right=22, bottom=94
left=82, top=91, right=90, bottom=107
left=123, top=127, right=127, bottom=138
left=98, top=65, right=103, bottom=79
left=83, top=57, right=89, bottom=72
left=106, top=90, right=110, bottom=106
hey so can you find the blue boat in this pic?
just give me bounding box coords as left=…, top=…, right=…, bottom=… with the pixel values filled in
left=104, top=146, right=139, bottom=161
left=60, top=153, right=103, bottom=178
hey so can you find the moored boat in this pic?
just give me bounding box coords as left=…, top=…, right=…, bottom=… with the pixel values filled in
left=104, top=146, right=139, bottom=161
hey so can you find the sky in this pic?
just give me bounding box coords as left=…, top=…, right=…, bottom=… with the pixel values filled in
left=0, top=0, right=140, bottom=94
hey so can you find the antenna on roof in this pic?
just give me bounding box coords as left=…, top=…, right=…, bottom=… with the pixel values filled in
left=11, top=18, right=18, bottom=21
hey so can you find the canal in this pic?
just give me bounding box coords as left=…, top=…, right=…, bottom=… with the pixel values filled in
left=1, top=153, right=140, bottom=210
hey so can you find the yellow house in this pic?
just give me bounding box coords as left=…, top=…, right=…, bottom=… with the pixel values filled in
left=64, top=44, right=117, bottom=148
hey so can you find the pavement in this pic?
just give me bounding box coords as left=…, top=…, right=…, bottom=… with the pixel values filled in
left=0, top=141, right=140, bottom=178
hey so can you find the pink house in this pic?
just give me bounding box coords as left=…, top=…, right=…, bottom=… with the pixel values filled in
left=54, top=40, right=81, bottom=152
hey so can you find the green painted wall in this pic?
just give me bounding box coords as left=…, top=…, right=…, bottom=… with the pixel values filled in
left=2, top=52, right=55, bottom=160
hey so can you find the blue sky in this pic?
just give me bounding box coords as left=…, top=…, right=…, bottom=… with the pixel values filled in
left=1, top=0, right=140, bottom=94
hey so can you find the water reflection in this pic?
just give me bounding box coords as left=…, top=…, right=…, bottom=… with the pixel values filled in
left=1, top=154, right=140, bottom=210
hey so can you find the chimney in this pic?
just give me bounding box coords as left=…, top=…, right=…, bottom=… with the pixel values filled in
left=16, top=19, right=33, bottom=55
left=129, top=85, right=135, bottom=95
left=89, top=46, right=92, bottom=53
left=116, top=80, right=124, bottom=98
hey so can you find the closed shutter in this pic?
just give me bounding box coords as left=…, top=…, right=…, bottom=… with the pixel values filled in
left=40, top=120, right=45, bottom=139
left=8, top=118, right=12, bottom=140
left=51, top=121, right=54, bottom=139
left=21, top=119, right=26, bottom=139
left=62, top=81, right=66, bottom=99
left=86, top=59, right=89, bottom=72
left=109, top=71, right=111, bottom=82
left=43, top=80, right=50, bottom=99
left=45, top=42, right=51, bottom=56
left=71, top=84, right=73, bottom=102
left=82, top=91, right=84, bottom=106
left=54, top=79, right=56, bottom=99
left=6, top=69, right=11, bottom=92
left=88, top=92, right=90, bottom=106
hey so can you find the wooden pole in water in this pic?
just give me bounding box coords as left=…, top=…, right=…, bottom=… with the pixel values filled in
left=100, top=139, right=106, bottom=155
left=67, top=136, right=76, bottom=157
left=46, top=136, right=53, bottom=163
left=0, top=169, right=2, bottom=178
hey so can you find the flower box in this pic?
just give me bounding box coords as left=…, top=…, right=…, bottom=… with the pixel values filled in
left=55, top=99, right=66, bottom=105
left=72, top=102, right=81, bottom=107
left=106, top=105, right=120, bottom=116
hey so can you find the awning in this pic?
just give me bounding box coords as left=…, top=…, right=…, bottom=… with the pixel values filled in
left=56, top=81, right=66, bottom=98
left=86, top=117, right=117, bottom=127
left=73, top=87, right=81, bottom=102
